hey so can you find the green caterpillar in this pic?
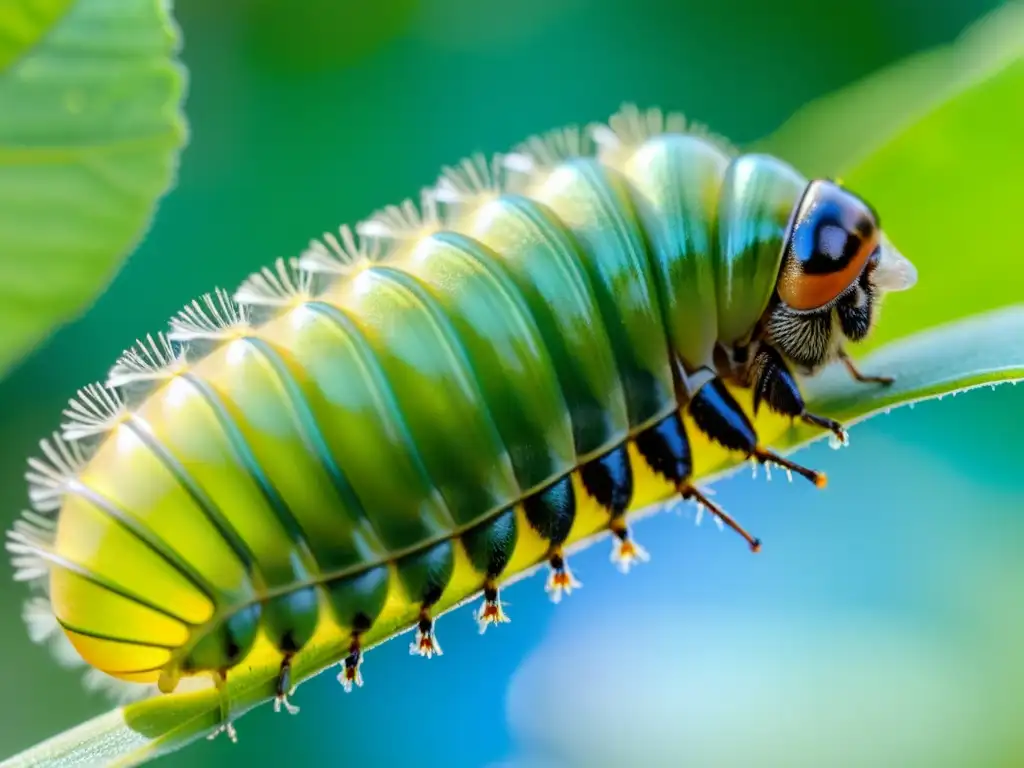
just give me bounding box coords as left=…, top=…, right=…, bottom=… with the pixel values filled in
left=5, top=104, right=917, bottom=740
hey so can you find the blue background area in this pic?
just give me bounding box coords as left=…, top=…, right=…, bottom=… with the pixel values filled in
left=1, top=0, right=1021, bottom=765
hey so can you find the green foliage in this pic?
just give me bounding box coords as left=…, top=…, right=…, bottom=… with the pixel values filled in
left=0, top=0, right=187, bottom=377
left=4, top=3, right=1024, bottom=766
left=0, top=0, right=74, bottom=72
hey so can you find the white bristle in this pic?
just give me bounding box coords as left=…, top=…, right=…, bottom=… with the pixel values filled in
left=590, top=103, right=737, bottom=169
left=511, top=124, right=594, bottom=171
left=435, top=152, right=525, bottom=224
left=107, top=332, right=187, bottom=389
left=436, top=152, right=510, bottom=202
left=356, top=188, right=440, bottom=242
left=23, top=596, right=59, bottom=644
left=298, top=224, right=385, bottom=276
left=23, top=597, right=89, bottom=668
left=6, top=519, right=51, bottom=582
left=234, top=257, right=315, bottom=308
left=25, top=432, right=87, bottom=513
left=61, top=383, right=127, bottom=441
left=82, top=669, right=159, bottom=704
left=168, top=287, right=250, bottom=342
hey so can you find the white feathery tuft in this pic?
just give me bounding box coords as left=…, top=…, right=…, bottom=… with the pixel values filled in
left=23, top=596, right=60, bottom=644
left=435, top=152, right=524, bottom=224
left=61, top=383, right=127, bottom=441
left=25, top=432, right=87, bottom=513
left=22, top=597, right=159, bottom=702
left=168, top=287, right=250, bottom=343
left=356, top=188, right=441, bottom=242
left=6, top=518, right=51, bottom=583
left=234, top=257, right=315, bottom=308
left=299, top=224, right=385, bottom=276
left=435, top=152, right=512, bottom=202
left=23, top=598, right=98, bottom=674
left=82, top=669, right=160, bottom=704
left=107, top=332, right=188, bottom=389
left=504, top=124, right=595, bottom=177
left=300, top=225, right=376, bottom=275
left=590, top=103, right=737, bottom=167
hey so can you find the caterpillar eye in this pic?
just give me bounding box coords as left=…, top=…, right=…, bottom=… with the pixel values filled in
left=776, top=179, right=880, bottom=311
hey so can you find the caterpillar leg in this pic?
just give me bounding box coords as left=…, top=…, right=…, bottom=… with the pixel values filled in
left=689, top=374, right=828, bottom=488
left=462, top=509, right=517, bottom=633
left=752, top=345, right=849, bottom=446
left=398, top=541, right=454, bottom=659
left=523, top=475, right=581, bottom=603
left=411, top=607, right=443, bottom=658
left=273, top=655, right=299, bottom=715
left=635, top=411, right=761, bottom=552
left=839, top=347, right=895, bottom=386
left=338, top=635, right=364, bottom=692
left=545, top=550, right=581, bottom=602
left=477, top=580, right=510, bottom=631
left=207, top=670, right=238, bottom=743
left=581, top=445, right=648, bottom=573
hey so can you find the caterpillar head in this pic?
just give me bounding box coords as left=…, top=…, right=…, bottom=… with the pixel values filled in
left=765, top=179, right=918, bottom=373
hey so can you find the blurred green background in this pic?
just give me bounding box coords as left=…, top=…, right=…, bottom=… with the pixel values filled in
left=2, top=0, right=1022, bottom=765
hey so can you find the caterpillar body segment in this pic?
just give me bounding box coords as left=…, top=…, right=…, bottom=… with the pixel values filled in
left=5, top=103, right=918, bottom=740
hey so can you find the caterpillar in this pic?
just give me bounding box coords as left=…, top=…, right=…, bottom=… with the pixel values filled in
left=5, top=103, right=917, bottom=741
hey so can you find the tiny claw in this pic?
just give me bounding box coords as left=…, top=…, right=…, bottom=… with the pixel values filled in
left=802, top=412, right=849, bottom=448
left=545, top=553, right=581, bottom=603
left=477, top=583, right=510, bottom=634
left=753, top=447, right=826, bottom=489
left=338, top=648, right=364, bottom=693
left=273, top=694, right=300, bottom=715
left=609, top=525, right=650, bottom=574
left=410, top=613, right=443, bottom=658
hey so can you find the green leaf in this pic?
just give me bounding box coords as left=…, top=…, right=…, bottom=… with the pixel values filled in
left=5, top=5, right=1024, bottom=766
left=0, top=0, right=187, bottom=377
left=0, top=0, right=75, bottom=72
left=761, top=1, right=1024, bottom=180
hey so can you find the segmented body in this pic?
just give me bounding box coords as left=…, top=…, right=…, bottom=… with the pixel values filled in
left=6, top=104, right=913, bottom=728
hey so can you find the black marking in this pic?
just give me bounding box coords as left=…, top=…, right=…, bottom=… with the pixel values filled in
left=635, top=412, right=763, bottom=553
left=634, top=411, right=692, bottom=486
left=751, top=344, right=804, bottom=418
left=522, top=474, right=576, bottom=547
left=261, top=586, right=319, bottom=655
left=752, top=345, right=846, bottom=442
left=687, top=377, right=756, bottom=455
left=396, top=540, right=455, bottom=608
left=837, top=283, right=874, bottom=341
left=580, top=445, right=634, bottom=518
left=183, top=603, right=261, bottom=673
left=125, top=417, right=256, bottom=575
left=74, top=483, right=219, bottom=606
left=461, top=507, right=517, bottom=579
left=324, top=566, right=390, bottom=632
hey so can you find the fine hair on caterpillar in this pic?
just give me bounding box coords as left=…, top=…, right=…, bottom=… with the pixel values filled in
left=4, top=102, right=918, bottom=742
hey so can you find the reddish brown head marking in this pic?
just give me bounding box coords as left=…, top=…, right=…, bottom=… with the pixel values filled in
left=778, top=180, right=880, bottom=311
